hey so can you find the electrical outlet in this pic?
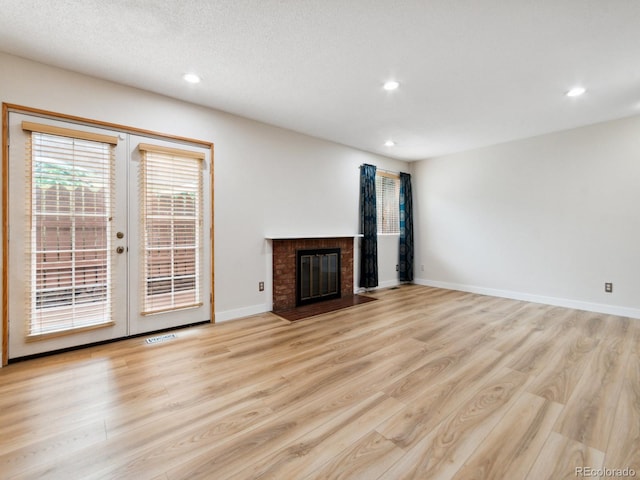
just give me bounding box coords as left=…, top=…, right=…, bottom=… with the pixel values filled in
left=421, top=264, right=424, bottom=272
left=259, top=281, right=264, bottom=292
left=605, top=282, right=613, bottom=293
left=395, top=264, right=399, bottom=272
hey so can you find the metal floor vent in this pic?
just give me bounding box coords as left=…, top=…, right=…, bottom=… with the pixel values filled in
left=145, top=333, right=177, bottom=345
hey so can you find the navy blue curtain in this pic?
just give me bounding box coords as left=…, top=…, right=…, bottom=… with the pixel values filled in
left=359, top=164, right=378, bottom=288
left=399, top=172, right=414, bottom=282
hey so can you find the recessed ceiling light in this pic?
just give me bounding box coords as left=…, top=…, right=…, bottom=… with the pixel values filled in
left=383, top=80, right=400, bottom=91
left=566, top=86, right=586, bottom=97
left=384, top=140, right=396, bottom=147
left=183, top=73, right=201, bottom=84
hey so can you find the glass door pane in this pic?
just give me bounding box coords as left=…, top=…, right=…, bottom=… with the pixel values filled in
left=140, top=149, right=202, bottom=314
left=30, top=133, right=113, bottom=335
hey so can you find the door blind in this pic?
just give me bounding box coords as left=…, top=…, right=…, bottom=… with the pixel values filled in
left=139, top=144, right=204, bottom=315
left=23, top=125, right=116, bottom=337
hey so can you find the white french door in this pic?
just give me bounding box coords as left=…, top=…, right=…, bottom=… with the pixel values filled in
left=7, top=112, right=211, bottom=359
left=127, top=135, right=211, bottom=335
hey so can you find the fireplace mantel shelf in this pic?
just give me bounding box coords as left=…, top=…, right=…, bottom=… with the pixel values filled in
left=266, top=234, right=362, bottom=240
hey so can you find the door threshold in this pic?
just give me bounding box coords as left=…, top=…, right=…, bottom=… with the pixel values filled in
left=8, top=320, right=210, bottom=364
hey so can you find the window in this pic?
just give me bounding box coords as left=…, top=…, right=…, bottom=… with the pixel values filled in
left=138, top=144, right=204, bottom=315
left=376, top=172, right=400, bottom=234
left=23, top=122, right=117, bottom=336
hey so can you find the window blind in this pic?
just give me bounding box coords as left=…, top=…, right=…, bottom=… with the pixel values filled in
left=139, top=144, right=204, bottom=315
left=376, top=172, right=400, bottom=234
left=23, top=125, right=116, bottom=337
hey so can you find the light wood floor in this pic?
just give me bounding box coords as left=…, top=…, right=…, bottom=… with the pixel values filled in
left=1, top=285, right=639, bottom=479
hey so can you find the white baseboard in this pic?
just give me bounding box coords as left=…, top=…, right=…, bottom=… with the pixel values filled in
left=214, top=303, right=270, bottom=323
left=355, top=278, right=401, bottom=294
left=378, top=279, right=402, bottom=289
left=414, top=278, right=640, bottom=320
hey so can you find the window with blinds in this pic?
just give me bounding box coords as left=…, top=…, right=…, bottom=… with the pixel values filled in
left=139, top=144, right=204, bottom=315
left=376, top=172, right=400, bottom=234
left=24, top=123, right=116, bottom=337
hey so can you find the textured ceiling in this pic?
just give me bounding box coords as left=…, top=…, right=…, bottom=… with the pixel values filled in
left=1, top=0, right=639, bottom=160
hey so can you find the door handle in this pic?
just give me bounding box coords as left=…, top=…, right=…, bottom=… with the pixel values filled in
left=116, top=246, right=125, bottom=254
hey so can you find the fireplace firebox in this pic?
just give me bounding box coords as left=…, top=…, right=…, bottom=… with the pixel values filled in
left=296, top=248, right=341, bottom=306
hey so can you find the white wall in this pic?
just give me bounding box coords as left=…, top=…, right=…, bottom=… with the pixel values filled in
left=413, top=115, right=640, bottom=318
left=0, top=52, right=408, bottom=360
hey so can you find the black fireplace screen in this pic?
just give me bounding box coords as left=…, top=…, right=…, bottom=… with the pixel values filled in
left=296, top=248, right=341, bottom=306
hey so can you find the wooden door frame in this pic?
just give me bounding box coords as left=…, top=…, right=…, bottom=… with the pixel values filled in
left=1, top=103, right=215, bottom=366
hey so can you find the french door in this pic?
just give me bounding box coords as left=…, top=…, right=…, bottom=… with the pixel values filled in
left=7, top=112, right=211, bottom=359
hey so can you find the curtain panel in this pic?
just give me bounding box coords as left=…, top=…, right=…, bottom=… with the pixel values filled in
left=399, top=172, right=414, bottom=282
left=359, top=164, right=378, bottom=288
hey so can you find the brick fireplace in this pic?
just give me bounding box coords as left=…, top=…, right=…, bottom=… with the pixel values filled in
left=271, top=237, right=354, bottom=311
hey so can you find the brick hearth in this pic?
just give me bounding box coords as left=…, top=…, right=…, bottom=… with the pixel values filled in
left=272, top=237, right=354, bottom=311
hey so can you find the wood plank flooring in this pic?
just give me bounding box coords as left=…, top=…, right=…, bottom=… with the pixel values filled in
left=0, top=285, right=639, bottom=479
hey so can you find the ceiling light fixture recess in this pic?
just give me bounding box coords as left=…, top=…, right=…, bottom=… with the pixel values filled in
left=566, top=86, right=586, bottom=97
left=383, top=80, right=400, bottom=91
left=384, top=140, right=396, bottom=147
left=183, top=73, right=201, bottom=84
